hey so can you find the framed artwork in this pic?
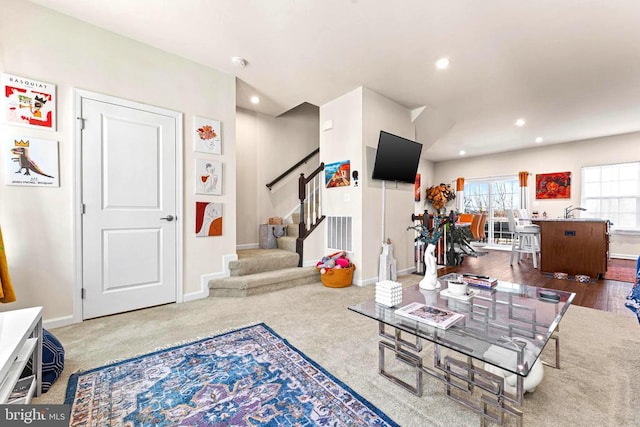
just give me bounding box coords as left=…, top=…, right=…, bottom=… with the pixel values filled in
left=195, top=202, right=222, bottom=236
left=325, top=160, right=350, bottom=188
left=414, top=173, right=421, bottom=202
left=193, top=116, right=221, bottom=154
left=195, top=158, right=222, bottom=195
left=535, top=172, right=571, bottom=199
left=1, top=73, right=56, bottom=131
left=5, top=137, right=59, bottom=187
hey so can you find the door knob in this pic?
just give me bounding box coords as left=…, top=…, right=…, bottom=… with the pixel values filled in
left=160, top=215, right=175, bottom=222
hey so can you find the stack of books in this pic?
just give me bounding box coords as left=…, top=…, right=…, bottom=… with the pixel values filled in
left=461, top=273, right=498, bottom=289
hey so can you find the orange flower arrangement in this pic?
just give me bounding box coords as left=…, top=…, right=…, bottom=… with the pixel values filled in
left=426, top=183, right=456, bottom=211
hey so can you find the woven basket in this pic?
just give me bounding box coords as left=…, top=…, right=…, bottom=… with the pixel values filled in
left=319, top=265, right=355, bottom=288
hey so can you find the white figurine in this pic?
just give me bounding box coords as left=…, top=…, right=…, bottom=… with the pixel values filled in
left=378, top=239, right=397, bottom=281
left=419, top=243, right=439, bottom=290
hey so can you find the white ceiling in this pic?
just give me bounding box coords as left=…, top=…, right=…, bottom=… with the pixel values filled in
left=30, top=0, right=640, bottom=161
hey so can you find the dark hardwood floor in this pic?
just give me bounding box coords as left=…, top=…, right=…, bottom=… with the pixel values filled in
left=432, top=249, right=636, bottom=317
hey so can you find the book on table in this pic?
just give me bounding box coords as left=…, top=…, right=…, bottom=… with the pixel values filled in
left=395, top=302, right=465, bottom=329
left=461, top=274, right=498, bottom=288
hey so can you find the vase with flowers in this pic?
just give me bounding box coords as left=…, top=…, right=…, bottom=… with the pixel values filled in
left=407, top=215, right=450, bottom=290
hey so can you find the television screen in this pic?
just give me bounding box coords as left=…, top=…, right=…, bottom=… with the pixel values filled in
left=371, top=131, right=422, bottom=184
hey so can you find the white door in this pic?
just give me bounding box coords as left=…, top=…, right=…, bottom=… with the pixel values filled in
left=80, top=97, right=179, bottom=319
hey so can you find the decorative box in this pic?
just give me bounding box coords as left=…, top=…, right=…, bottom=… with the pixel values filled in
left=375, top=280, right=402, bottom=307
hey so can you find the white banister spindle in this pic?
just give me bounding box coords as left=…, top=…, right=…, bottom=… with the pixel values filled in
left=306, top=181, right=311, bottom=229
left=311, top=180, right=315, bottom=228
left=317, top=175, right=322, bottom=218
left=312, top=177, right=317, bottom=223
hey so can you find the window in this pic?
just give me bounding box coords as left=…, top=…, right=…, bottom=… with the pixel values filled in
left=581, top=162, right=640, bottom=231
left=464, top=176, right=519, bottom=245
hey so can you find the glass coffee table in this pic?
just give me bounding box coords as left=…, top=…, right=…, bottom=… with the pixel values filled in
left=348, top=274, right=575, bottom=426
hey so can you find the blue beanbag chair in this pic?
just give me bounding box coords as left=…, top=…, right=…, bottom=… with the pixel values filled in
left=625, top=256, right=640, bottom=324
left=24, top=328, right=65, bottom=393
left=41, top=329, right=65, bottom=392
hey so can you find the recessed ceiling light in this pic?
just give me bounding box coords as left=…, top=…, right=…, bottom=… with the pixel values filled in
left=459, top=150, right=466, bottom=156
left=435, top=58, right=450, bottom=69
left=535, top=137, right=543, bottom=143
left=250, top=95, right=260, bottom=104
left=515, top=118, right=526, bottom=127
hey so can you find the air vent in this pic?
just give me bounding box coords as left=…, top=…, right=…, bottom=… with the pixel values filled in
left=327, top=216, right=352, bottom=252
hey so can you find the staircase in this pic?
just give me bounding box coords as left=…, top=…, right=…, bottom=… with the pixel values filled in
left=210, top=152, right=325, bottom=297
left=208, top=219, right=320, bottom=297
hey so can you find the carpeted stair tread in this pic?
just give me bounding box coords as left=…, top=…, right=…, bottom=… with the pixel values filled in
left=275, top=224, right=299, bottom=252
left=209, top=267, right=320, bottom=297
left=277, top=236, right=297, bottom=252
left=286, top=223, right=299, bottom=235
left=230, top=249, right=299, bottom=276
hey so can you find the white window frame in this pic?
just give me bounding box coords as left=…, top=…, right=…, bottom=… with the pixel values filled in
left=581, top=161, right=640, bottom=234
left=464, top=175, right=519, bottom=245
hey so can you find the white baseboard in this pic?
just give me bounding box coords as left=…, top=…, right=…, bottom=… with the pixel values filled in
left=223, top=253, right=238, bottom=275
left=43, top=315, right=74, bottom=329
left=184, top=287, right=209, bottom=302
left=236, top=243, right=259, bottom=250
left=610, top=253, right=638, bottom=260
left=196, top=265, right=234, bottom=302
left=479, top=244, right=511, bottom=251
left=356, top=267, right=416, bottom=287
left=397, top=267, right=416, bottom=276
left=191, top=253, right=238, bottom=302
left=355, top=277, right=376, bottom=287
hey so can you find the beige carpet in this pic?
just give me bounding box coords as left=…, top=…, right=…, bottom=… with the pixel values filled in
left=35, top=275, right=640, bottom=426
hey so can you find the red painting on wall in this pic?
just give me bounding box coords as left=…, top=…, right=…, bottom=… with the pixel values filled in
left=535, top=172, right=571, bottom=199
left=195, top=202, right=222, bottom=237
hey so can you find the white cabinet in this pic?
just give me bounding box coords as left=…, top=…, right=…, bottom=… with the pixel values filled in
left=0, top=306, right=43, bottom=404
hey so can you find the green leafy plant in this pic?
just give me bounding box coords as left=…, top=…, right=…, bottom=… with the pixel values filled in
left=407, top=215, right=450, bottom=245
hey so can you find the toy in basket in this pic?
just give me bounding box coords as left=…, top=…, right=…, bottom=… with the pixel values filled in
left=316, top=251, right=355, bottom=288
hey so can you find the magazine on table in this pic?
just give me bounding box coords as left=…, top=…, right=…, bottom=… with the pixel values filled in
left=395, top=302, right=465, bottom=329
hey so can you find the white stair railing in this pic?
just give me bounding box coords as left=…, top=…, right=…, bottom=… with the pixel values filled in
left=296, top=163, right=326, bottom=266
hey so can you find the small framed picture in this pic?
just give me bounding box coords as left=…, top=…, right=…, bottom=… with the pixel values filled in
left=2, top=73, right=56, bottom=131
left=5, top=137, right=59, bottom=187
left=196, top=202, right=222, bottom=236
left=325, top=160, right=350, bottom=188
left=195, top=158, right=222, bottom=195
left=193, top=116, right=221, bottom=155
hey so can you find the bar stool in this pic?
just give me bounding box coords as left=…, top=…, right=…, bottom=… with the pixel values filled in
left=506, top=209, right=540, bottom=268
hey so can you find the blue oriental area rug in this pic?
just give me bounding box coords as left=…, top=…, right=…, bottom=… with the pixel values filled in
left=64, top=323, right=398, bottom=426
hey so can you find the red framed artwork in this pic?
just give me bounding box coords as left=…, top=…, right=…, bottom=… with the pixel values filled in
left=535, top=172, right=571, bottom=199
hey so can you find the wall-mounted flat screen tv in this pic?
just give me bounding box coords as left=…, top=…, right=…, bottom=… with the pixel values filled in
left=371, top=130, right=422, bottom=184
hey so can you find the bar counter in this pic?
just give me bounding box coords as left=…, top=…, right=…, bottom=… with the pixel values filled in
left=532, top=218, right=609, bottom=279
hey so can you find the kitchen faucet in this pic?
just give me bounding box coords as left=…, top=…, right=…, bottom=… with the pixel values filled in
left=564, top=205, right=586, bottom=219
